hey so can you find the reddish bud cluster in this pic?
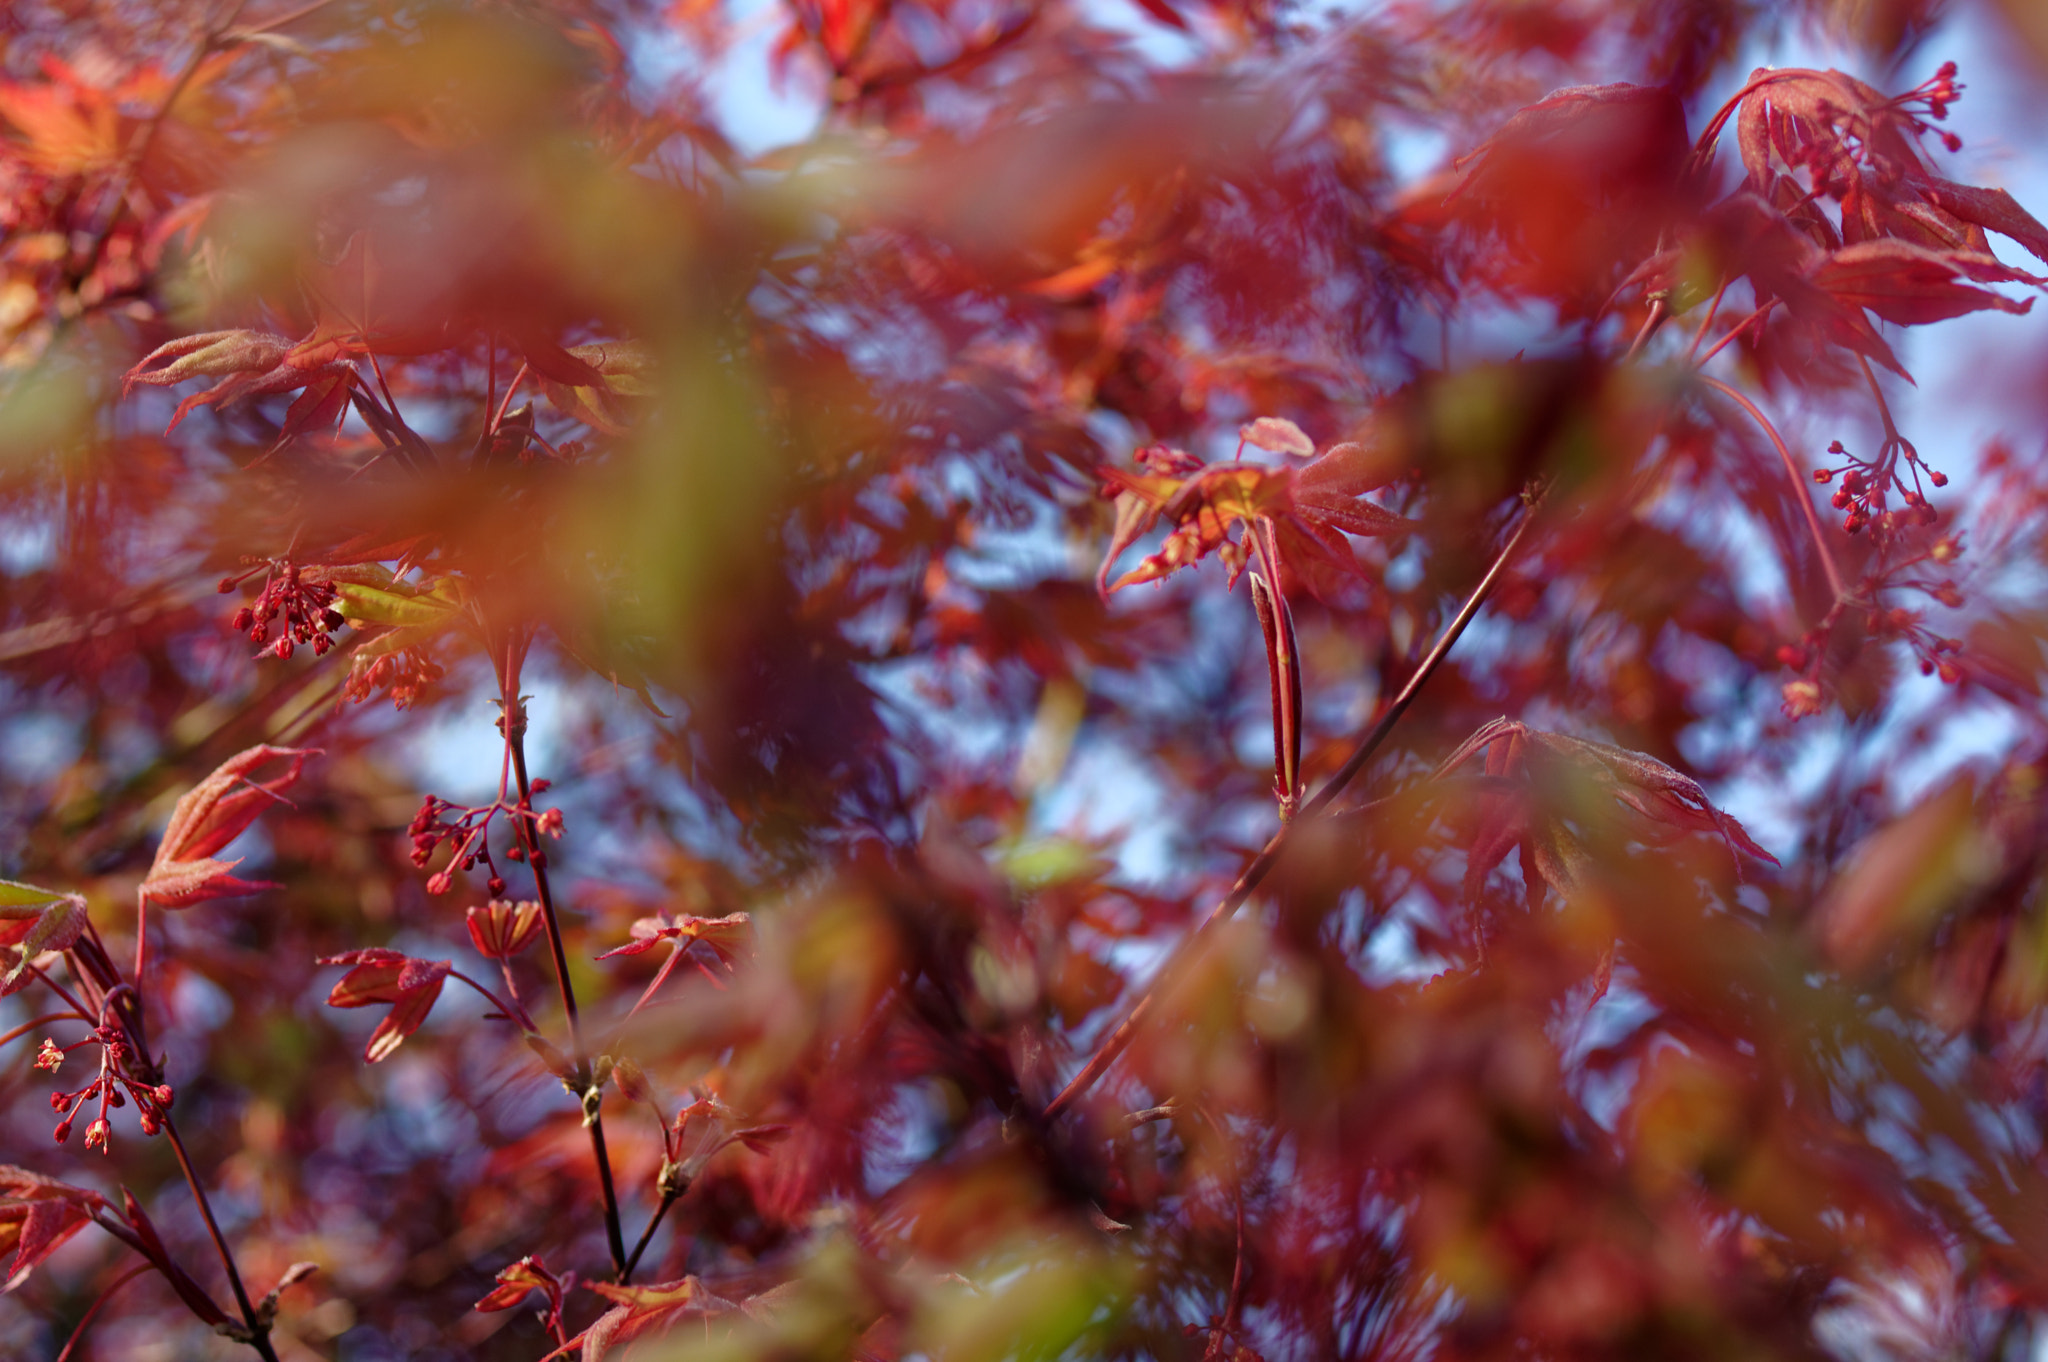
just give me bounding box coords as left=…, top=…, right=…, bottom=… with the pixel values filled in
left=221, top=559, right=343, bottom=659
left=342, top=644, right=446, bottom=709
left=1813, top=439, right=1943, bottom=535
left=46, top=1028, right=174, bottom=1151
left=407, top=794, right=565, bottom=898
left=1888, top=61, right=1964, bottom=151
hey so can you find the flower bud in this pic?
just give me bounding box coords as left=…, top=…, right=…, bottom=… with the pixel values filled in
left=467, top=900, right=544, bottom=958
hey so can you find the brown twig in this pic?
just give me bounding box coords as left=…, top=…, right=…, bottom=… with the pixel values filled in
left=161, top=1113, right=278, bottom=1361
left=620, top=1190, right=681, bottom=1284
left=499, top=646, right=630, bottom=1279
left=1043, top=491, right=1546, bottom=1121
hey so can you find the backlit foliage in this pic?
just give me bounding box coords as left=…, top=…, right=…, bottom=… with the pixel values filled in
left=6, top=1, right=2048, bottom=1359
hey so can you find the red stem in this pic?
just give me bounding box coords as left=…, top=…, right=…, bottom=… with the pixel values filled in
left=55, top=1263, right=153, bottom=1362
left=1043, top=492, right=1545, bottom=1121
left=1699, top=375, right=1846, bottom=602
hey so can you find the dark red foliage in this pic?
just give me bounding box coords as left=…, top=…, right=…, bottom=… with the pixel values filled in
left=8, top=2, right=2048, bottom=1361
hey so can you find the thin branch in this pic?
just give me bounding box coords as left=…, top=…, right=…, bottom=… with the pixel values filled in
left=1043, top=491, right=1546, bottom=1121
left=1693, top=299, right=1777, bottom=370
left=500, top=648, right=630, bottom=1279
left=1684, top=279, right=1732, bottom=364
left=1622, top=295, right=1666, bottom=363
left=160, top=1113, right=278, bottom=1361
left=228, top=0, right=342, bottom=39
left=448, top=968, right=538, bottom=1033
left=620, top=1190, right=680, bottom=1284
left=0, top=1011, right=92, bottom=1050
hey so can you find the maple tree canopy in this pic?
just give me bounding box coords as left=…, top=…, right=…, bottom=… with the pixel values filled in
left=7, top=1, right=2048, bottom=1360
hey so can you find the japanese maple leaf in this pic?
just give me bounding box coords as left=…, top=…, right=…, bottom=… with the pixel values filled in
left=0, top=879, right=86, bottom=996
left=599, top=911, right=754, bottom=1007
left=1439, top=718, right=1777, bottom=906
left=1725, top=66, right=2048, bottom=310
left=140, top=746, right=313, bottom=909
left=1096, top=422, right=1412, bottom=601
left=318, top=948, right=451, bottom=1062
left=548, top=1275, right=732, bottom=1362
left=122, top=331, right=355, bottom=436
left=0, top=1166, right=108, bottom=1292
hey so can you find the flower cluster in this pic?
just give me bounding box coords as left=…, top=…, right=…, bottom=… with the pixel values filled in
left=219, top=559, right=344, bottom=659
left=342, top=644, right=447, bottom=709
left=41, top=1027, right=174, bottom=1152
left=1813, top=438, right=1945, bottom=536
left=1886, top=60, right=1965, bottom=153
left=405, top=786, right=563, bottom=897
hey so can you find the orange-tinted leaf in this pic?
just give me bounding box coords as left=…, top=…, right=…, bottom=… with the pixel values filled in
left=140, top=746, right=314, bottom=909
left=597, top=911, right=754, bottom=968
left=576, top=1275, right=720, bottom=1360
left=476, top=1254, right=564, bottom=1313
left=1240, top=416, right=1315, bottom=457
left=318, top=950, right=449, bottom=1062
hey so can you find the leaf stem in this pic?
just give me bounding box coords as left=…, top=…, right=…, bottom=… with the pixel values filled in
left=1698, top=375, right=1846, bottom=602
left=55, top=1263, right=153, bottom=1362
left=0, top=1011, right=91, bottom=1050
left=1043, top=491, right=1545, bottom=1121
left=448, top=968, right=538, bottom=1033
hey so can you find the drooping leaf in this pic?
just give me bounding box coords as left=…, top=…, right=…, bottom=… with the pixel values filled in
left=1915, top=177, right=2048, bottom=266
left=1813, top=240, right=2034, bottom=326
left=0, top=1167, right=108, bottom=1293
left=476, top=1254, right=566, bottom=1316
left=317, top=949, right=450, bottom=1062
left=122, top=330, right=353, bottom=434
left=573, top=1275, right=727, bottom=1362
left=1439, top=719, right=1778, bottom=899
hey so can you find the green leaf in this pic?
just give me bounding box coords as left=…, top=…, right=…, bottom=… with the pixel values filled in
left=0, top=878, right=68, bottom=909
left=334, top=581, right=459, bottom=629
